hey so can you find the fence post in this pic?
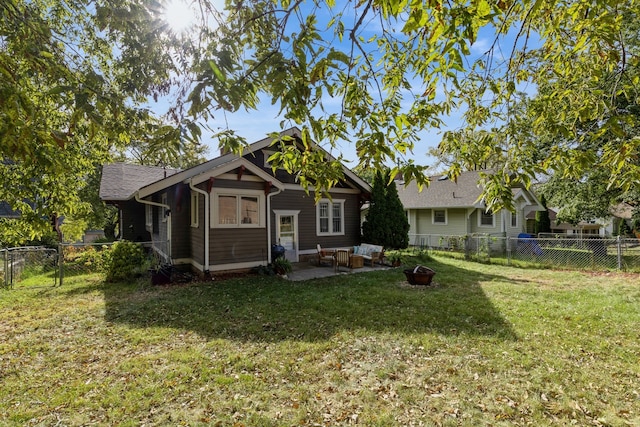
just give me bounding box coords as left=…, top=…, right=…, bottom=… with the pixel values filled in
left=616, top=236, right=622, bottom=271
left=58, top=244, right=64, bottom=287
left=2, top=250, right=6, bottom=289
left=506, top=236, right=511, bottom=265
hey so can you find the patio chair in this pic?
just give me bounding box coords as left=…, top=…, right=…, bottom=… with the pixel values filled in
left=334, top=249, right=351, bottom=272
left=317, top=244, right=335, bottom=267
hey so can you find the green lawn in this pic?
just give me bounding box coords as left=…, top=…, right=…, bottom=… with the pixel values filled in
left=1, top=256, right=639, bottom=426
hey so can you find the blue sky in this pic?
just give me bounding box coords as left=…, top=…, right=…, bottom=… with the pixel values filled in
left=156, top=1, right=533, bottom=169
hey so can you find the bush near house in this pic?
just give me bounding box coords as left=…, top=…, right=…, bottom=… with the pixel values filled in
left=103, top=241, right=148, bottom=282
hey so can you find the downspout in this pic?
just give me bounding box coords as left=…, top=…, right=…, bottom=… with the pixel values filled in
left=189, top=179, right=210, bottom=273
left=266, top=187, right=282, bottom=263
left=134, top=192, right=171, bottom=263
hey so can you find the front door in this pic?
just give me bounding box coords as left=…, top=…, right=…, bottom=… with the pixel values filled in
left=275, top=211, right=299, bottom=262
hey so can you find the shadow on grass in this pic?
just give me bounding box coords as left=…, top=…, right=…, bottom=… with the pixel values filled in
left=103, top=258, right=518, bottom=342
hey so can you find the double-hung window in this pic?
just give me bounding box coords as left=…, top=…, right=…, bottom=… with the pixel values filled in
left=479, top=209, right=495, bottom=227
left=317, top=199, right=344, bottom=235
left=145, top=204, right=153, bottom=228
left=510, top=211, right=518, bottom=228
left=432, top=209, right=447, bottom=225
left=161, top=193, right=168, bottom=222
left=190, top=193, right=199, bottom=228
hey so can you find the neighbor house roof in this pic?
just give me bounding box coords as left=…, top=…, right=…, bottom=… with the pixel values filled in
left=397, top=170, right=486, bottom=209
left=0, top=201, right=20, bottom=218
left=99, top=163, right=181, bottom=201
left=397, top=170, right=545, bottom=211
left=610, top=202, right=633, bottom=220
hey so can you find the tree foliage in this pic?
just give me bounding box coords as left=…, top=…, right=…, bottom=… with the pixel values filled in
left=0, top=0, right=205, bottom=244
left=3, top=0, right=640, bottom=243
left=362, top=170, right=409, bottom=249
left=186, top=0, right=640, bottom=210
left=535, top=194, right=551, bottom=235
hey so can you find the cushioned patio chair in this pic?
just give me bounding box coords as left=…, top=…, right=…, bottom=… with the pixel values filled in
left=317, top=244, right=335, bottom=267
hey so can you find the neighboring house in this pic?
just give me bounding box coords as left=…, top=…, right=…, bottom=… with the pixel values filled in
left=526, top=203, right=634, bottom=238
left=396, top=170, right=545, bottom=244
left=608, top=202, right=634, bottom=236
left=99, top=127, right=371, bottom=273
left=525, top=208, right=605, bottom=237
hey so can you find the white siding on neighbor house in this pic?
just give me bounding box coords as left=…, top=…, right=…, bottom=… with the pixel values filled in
left=409, top=208, right=469, bottom=236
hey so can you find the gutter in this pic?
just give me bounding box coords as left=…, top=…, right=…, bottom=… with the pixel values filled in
left=188, top=179, right=210, bottom=273
left=134, top=191, right=171, bottom=264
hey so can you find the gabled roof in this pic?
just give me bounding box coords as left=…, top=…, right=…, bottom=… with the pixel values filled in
left=243, top=127, right=371, bottom=193
left=137, top=156, right=285, bottom=198
left=99, top=163, right=181, bottom=201
left=397, top=170, right=543, bottom=210
left=100, top=127, right=371, bottom=201
left=397, top=170, right=486, bottom=209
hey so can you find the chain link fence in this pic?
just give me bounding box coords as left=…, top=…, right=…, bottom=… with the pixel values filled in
left=410, top=233, right=640, bottom=272
left=58, top=241, right=169, bottom=285
left=1, top=247, right=59, bottom=289
left=1, top=241, right=170, bottom=290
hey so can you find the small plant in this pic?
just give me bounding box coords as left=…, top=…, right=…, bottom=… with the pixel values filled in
left=386, top=251, right=403, bottom=267
left=271, top=257, right=292, bottom=275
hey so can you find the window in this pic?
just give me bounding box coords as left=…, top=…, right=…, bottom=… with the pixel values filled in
left=218, top=195, right=237, bottom=225
left=145, top=204, right=153, bottom=228
left=510, top=212, right=518, bottom=228
left=212, top=191, right=264, bottom=228
left=190, top=193, right=199, bottom=228
left=432, top=209, right=447, bottom=225
left=161, top=193, right=168, bottom=222
left=479, top=209, right=494, bottom=227
left=317, top=199, right=344, bottom=235
left=240, top=196, right=259, bottom=224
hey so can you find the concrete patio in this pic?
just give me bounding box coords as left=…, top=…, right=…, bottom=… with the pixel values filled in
left=285, top=260, right=389, bottom=281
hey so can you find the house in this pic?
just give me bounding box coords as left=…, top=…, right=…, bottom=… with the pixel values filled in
left=525, top=208, right=605, bottom=237
left=526, top=203, right=633, bottom=237
left=396, top=170, right=545, bottom=245
left=99, top=127, right=371, bottom=274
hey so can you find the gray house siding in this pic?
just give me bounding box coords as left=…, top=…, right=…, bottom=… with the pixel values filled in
left=170, top=185, right=191, bottom=260
left=210, top=228, right=269, bottom=265
left=271, top=189, right=362, bottom=251
left=189, top=189, right=205, bottom=267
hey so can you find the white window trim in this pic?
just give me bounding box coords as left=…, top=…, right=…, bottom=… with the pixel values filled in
left=316, top=199, right=345, bottom=236
left=161, top=193, right=168, bottom=222
left=432, top=209, right=448, bottom=225
left=478, top=209, right=495, bottom=228
left=190, top=193, right=199, bottom=228
left=211, top=189, right=265, bottom=229
left=145, top=204, right=153, bottom=229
